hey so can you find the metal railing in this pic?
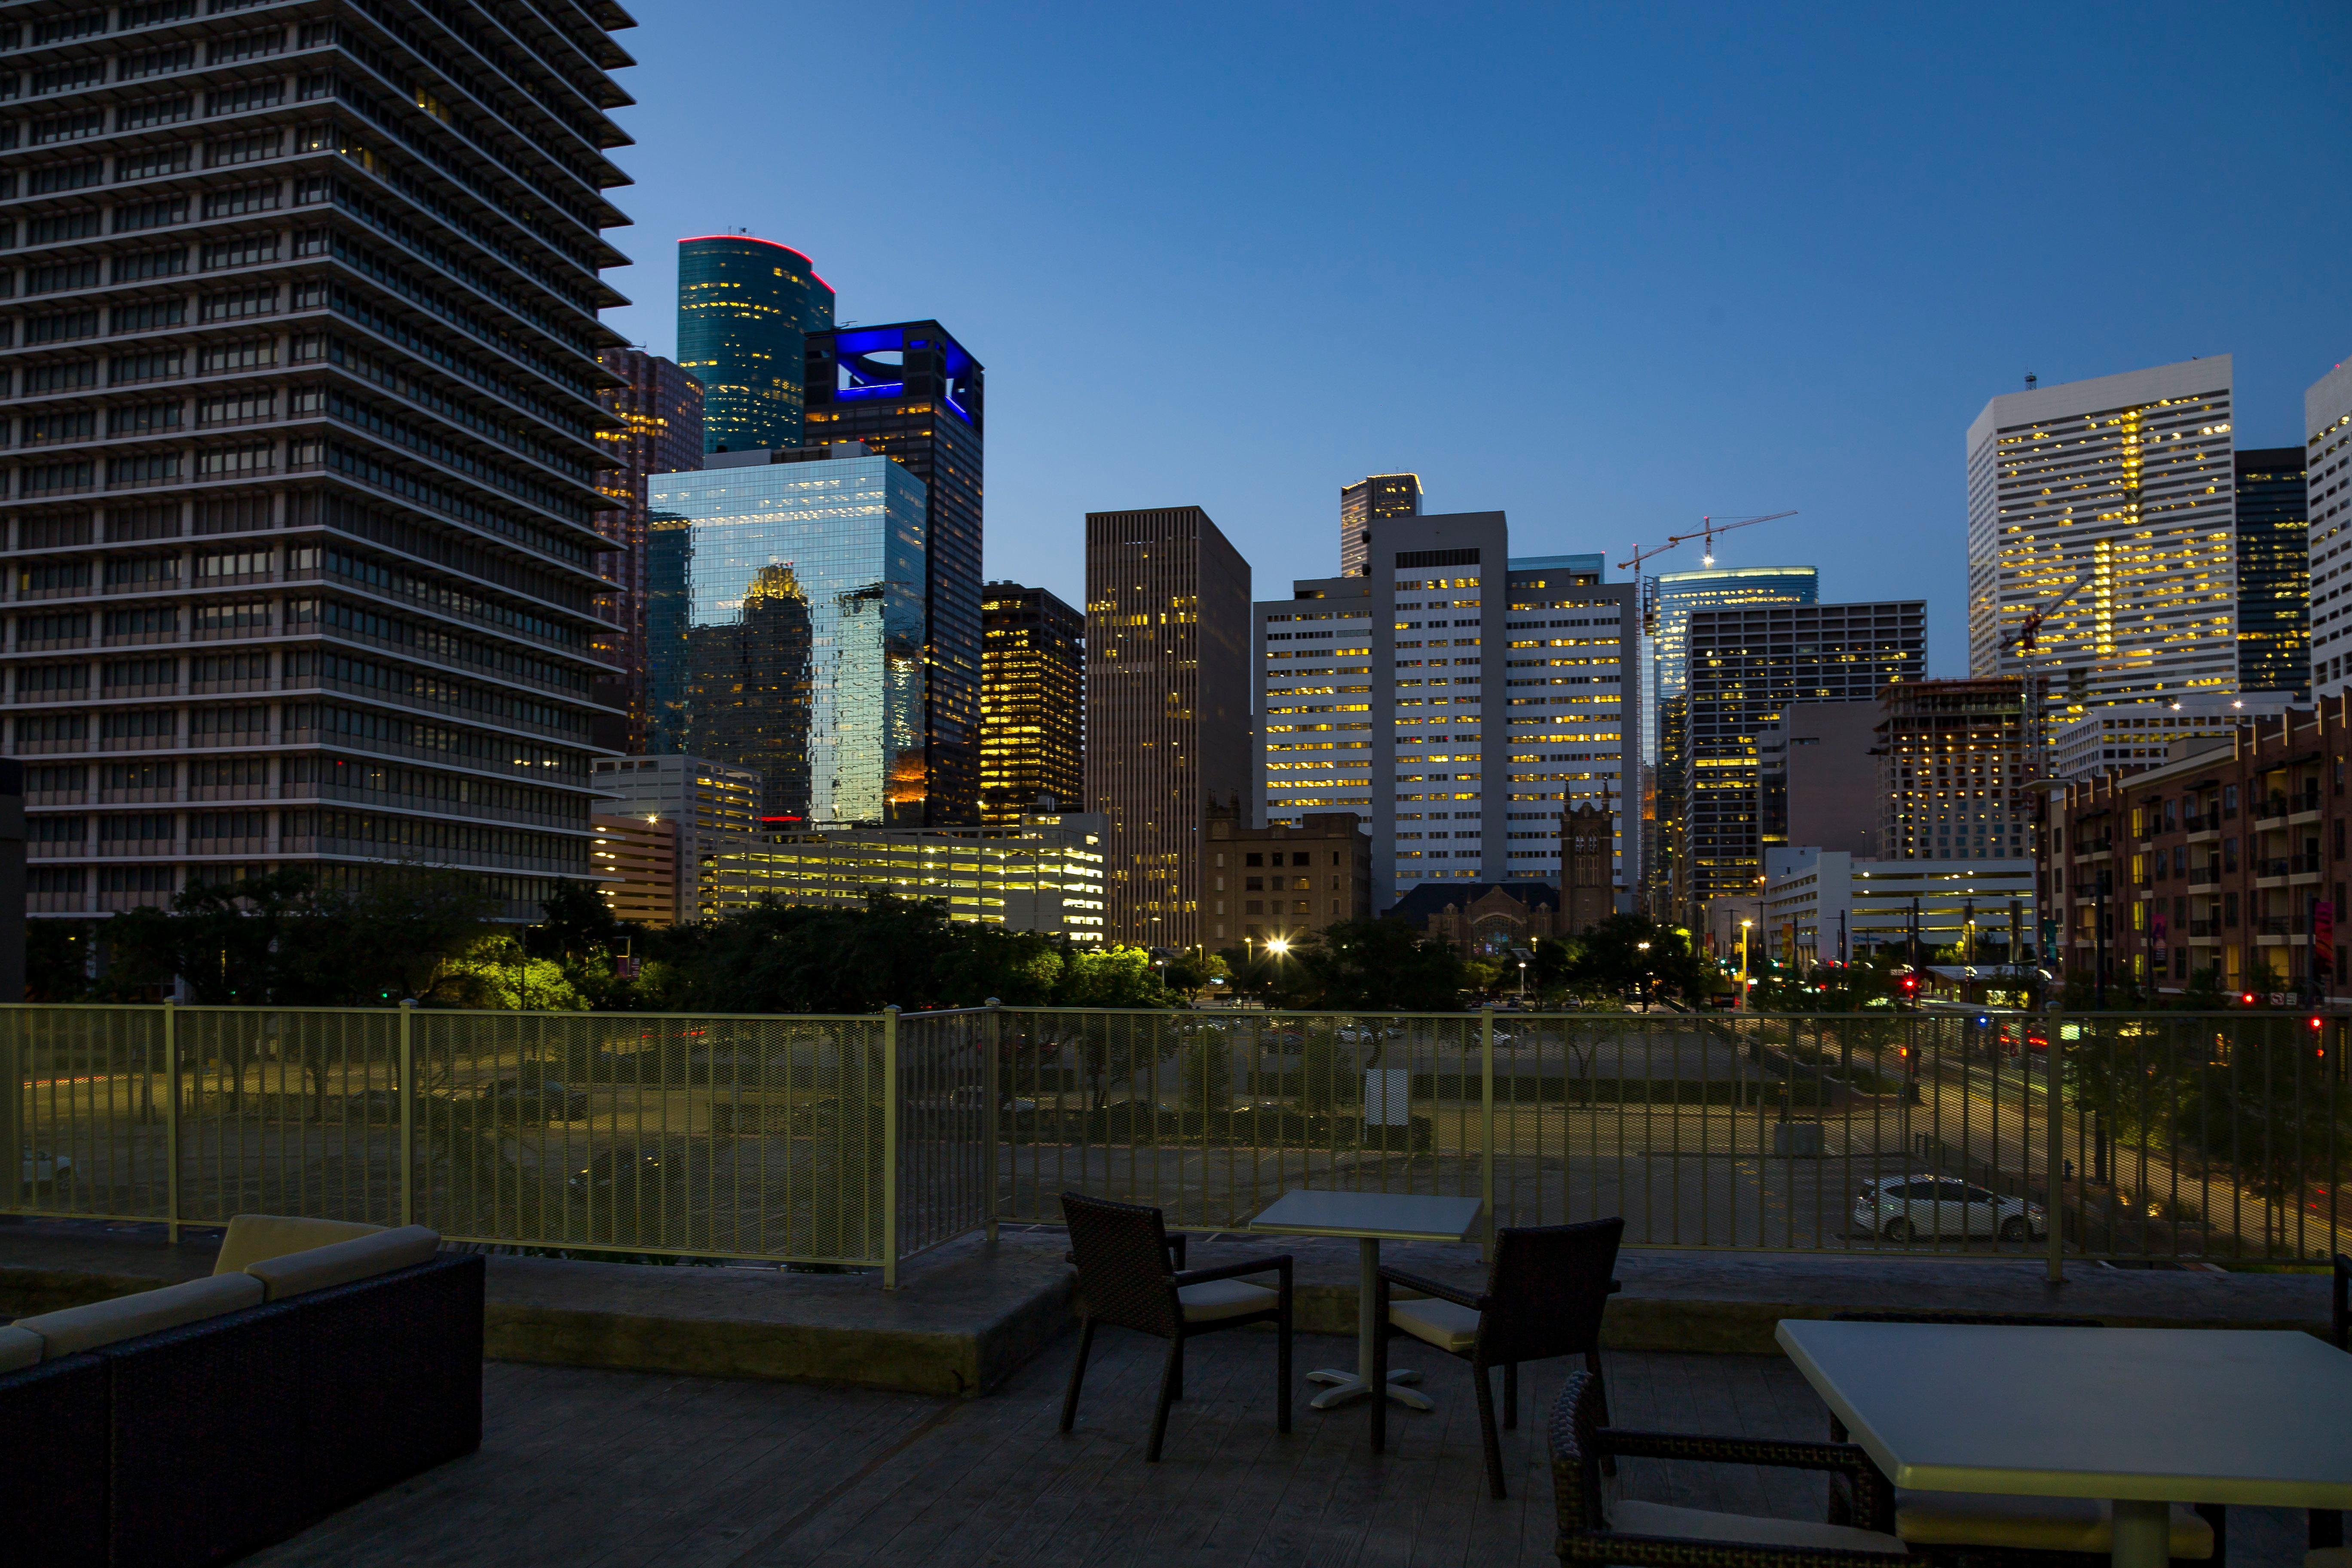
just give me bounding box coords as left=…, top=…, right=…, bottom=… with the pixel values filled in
left=7, top=1004, right=2350, bottom=1283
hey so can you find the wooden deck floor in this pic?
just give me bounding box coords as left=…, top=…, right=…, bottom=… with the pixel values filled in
left=252, top=1336, right=2315, bottom=1568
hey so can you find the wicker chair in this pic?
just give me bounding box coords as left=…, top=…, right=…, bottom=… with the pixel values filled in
left=1819, top=1311, right=2220, bottom=1568
left=1057, top=1192, right=1293, bottom=1462
left=2309, top=1259, right=2352, bottom=1567
left=1371, top=1215, right=1623, bottom=1500
left=1550, top=1367, right=1918, bottom=1568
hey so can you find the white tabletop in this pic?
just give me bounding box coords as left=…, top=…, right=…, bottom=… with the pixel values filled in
left=1776, top=1320, right=2352, bottom=1508
left=1248, top=1189, right=1483, bottom=1243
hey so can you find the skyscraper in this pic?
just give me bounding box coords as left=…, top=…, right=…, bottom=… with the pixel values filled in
left=2234, top=447, right=2309, bottom=701
left=2309, top=360, right=2352, bottom=700
left=1876, top=678, right=2034, bottom=861
left=980, top=583, right=1084, bottom=824
left=805, top=323, right=984, bottom=825
left=1967, top=360, right=2238, bottom=704
left=593, top=349, right=705, bottom=753
left=647, top=447, right=929, bottom=827
left=3, top=2, right=636, bottom=925
left=1679, top=601, right=1926, bottom=917
left=1086, top=507, right=1252, bottom=949
left=676, top=236, right=833, bottom=455
left=1339, top=473, right=1421, bottom=576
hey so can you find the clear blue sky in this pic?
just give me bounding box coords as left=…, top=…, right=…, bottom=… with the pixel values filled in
left=600, top=3, right=2350, bottom=676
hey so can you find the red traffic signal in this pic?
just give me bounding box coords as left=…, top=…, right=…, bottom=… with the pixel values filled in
left=2241, top=992, right=2258, bottom=1007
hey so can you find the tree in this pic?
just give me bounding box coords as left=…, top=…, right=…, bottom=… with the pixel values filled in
left=1570, top=914, right=1709, bottom=1004
left=1054, top=945, right=1177, bottom=1009
left=1259, top=920, right=1467, bottom=1012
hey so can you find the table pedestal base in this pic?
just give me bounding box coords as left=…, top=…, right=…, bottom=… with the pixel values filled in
left=1306, top=1367, right=1429, bottom=1412
left=2110, top=1500, right=2171, bottom=1568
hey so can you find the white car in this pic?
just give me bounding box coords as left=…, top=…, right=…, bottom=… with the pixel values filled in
left=23, top=1149, right=72, bottom=1190
left=1854, top=1175, right=2044, bottom=1243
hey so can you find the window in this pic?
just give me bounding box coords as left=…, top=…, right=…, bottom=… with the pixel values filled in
left=1244, top=853, right=1262, bottom=867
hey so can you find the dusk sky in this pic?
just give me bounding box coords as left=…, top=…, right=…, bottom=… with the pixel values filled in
left=602, top=3, right=2350, bottom=676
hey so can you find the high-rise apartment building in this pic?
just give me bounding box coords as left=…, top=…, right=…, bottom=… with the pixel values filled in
left=646, top=446, right=928, bottom=827
left=2235, top=447, right=2309, bottom=701
left=2306, top=360, right=2352, bottom=700
left=1678, top=602, right=1926, bottom=916
left=1339, top=472, right=1421, bottom=577
left=1967, top=360, right=2238, bottom=705
left=1876, top=678, right=2034, bottom=862
left=1085, top=506, right=1251, bottom=949
left=592, top=348, right=703, bottom=753
left=980, top=582, right=1083, bottom=824
left=590, top=753, right=759, bottom=924
left=3, top=2, right=636, bottom=925
left=1259, top=519, right=1638, bottom=911
left=805, top=323, right=983, bottom=825
left=676, top=236, right=832, bottom=455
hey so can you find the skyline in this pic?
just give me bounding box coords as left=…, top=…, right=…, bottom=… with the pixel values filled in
left=597, top=3, right=2351, bottom=677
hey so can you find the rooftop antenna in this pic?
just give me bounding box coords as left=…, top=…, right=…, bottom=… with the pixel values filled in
left=2024, top=371, right=2038, bottom=390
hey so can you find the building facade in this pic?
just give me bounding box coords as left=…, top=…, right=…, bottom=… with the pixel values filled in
left=2036, top=700, right=2352, bottom=1000
left=803, top=322, right=983, bottom=825
left=1758, top=699, right=1880, bottom=859
left=1203, top=808, right=1372, bottom=948
left=1677, top=601, right=1926, bottom=919
left=1876, top=678, right=2033, bottom=861
left=1561, top=799, right=1615, bottom=933
left=2309, top=361, right=2352, bottom=700
left=675, top=236, right=831, bottom=455
left=591, top=813, right=677, bottom=928
left=591, top=348, right=703, bottom=753
left=4, top=2, right=637, bottom=924
left=646, top=447, right=929, bottom=827
left=590, top=753, right=758, bottom=922
left=1761, top=848, right=2034, bottom=970
left=2235, top=447, right=2309, bottom=701
left=702, top=812, right=1107, bottom=941
left=2049, top=693, right=2293, bottom=781
left=1967, top=360, right=2239, bottom=706
left=1085, top=505, right=1251, bottom=949
left=1384, top=881, right=1564, bottom=958
left=980, top=581, right=1083, bottom=824
left=1339, top=472, right=1421, bottom=577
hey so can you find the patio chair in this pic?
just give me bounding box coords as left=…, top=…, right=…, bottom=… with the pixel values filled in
left=1820, top=1311, right=2220, bottom=1568
left=2308, top=1259, right=2352, bottom=1567
left=1370, top=1214, right=1623, bottom=1499
left=1056, top=1192, right=1292, bottom=1462
left=1549, top=1367, right=1918, bottom=1568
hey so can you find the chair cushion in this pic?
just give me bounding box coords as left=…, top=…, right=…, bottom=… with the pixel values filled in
left=244, top=1225, right=442, bottom=1302
left=1896, top=1492, right=2211, bottom=1556
left=1611, top=1498, right=1908, bottom=1555
left=213, top=1213, right=386, bottom=1276
left=1178, top=1279, right=1279, bottom=1322
left=1390, top=1295, right=1482, bottom=1353
left=0, top=1324, right=43, bottom=1372
left=16, top=1272, right=265, bottom=1357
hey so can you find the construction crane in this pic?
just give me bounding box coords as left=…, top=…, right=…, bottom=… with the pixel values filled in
left=2000, top=570, right=2095, bottom=784
left=1618, top=511, right=1799, bottom=634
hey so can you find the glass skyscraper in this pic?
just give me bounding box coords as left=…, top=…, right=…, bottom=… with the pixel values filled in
left=2234, top=448, right=2309, bottom=700
left=677, top=236, right=836, bottom=454
left=647, top=450, right=928, bottom=827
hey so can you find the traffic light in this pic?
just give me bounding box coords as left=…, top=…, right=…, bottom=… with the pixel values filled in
left=1899, top=974, right=1920, bottom=998
left=2241, top=992, right=2258, bottom=1007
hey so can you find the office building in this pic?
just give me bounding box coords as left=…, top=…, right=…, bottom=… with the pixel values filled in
left=980, top=582, right=1084, bottom=825
left=2235, top=448, right=2309, bottom=701
left=1086, top=506, right=1252, bottom=949
left=646, top=447, right=929, bottom=827
left=1203, top=808, right=1372, bottom=947
left=1647, top=567, right=1818, bottom=911
left=1876, top=678, right=2033, bottom=861
left=591, top=814, right=679, bottom=928
left=1260, top=520, right=1638, bottom=912
left=1678, top=601, right=1926, bottom=918
left=676, top=236, right=832, bottom=455
left=1339, top=472, right=1421, bottom=577
left=1762, top=848, right=2034, bottom=971
left=2308, top=361, right=2352, bottom=699
left=1757, top=700, right=1880, bottom=859
left=805, top=323, right=984, bottom=825
left=1967, top=360, right=2238, bottom=705
left=703, top=812, right=1107, bottom=942
left=592, top=349, right=704, bottom=753
left=3, top=3, right=635, bottom=923
left=2048, top=692, right=2293, bottom=781
left=591, top=754, right=760, bottom=922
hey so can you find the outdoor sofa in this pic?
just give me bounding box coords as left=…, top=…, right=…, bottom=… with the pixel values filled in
left=0, top=1214, right=485, bottom=1568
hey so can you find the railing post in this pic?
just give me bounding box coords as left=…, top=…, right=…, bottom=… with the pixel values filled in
left=1480, top=1003, right=1496, bottom=1262
left=2046, top=1007, right=2065, bottom=1283
left=882, top=1005, right=900, bottom=1290
left=983, top=998, right=1001, bottom=1246
left=398, top=999, right=416, bottom=1230
left=162, top=999, right=180, bottom=1245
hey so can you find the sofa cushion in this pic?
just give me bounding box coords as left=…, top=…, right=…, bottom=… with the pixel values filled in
left=1609, top=1498, right=1908, bottom=1555
left=1390, top=1295, right=1482, bottom=1353
left=0, top=1325, right=44, bottom=1373
left=16, top=1273, right=265, bottom=1358
left=245, top=1225, right=441, bottom=1302
left=1896, top=1492, right=2211, bottom=1556
left=213, top=1214, right=386, bottom=1276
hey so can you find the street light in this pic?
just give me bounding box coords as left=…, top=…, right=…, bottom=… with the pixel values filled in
left=1739, top=918, right=1754, bottom=1010
left=1266, top=936, right=1291, bottom=958
left=1636, top=939, right=1652, bottom=1011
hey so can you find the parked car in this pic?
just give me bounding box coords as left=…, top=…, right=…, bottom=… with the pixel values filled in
left=568, top=1149, right=664, bottom=1197
left=1854, top=1175, right=2045, bottom=1243
left=471, top=1076, right=590, bottom=1123
left=23, top=1149, right=72, bottom=1191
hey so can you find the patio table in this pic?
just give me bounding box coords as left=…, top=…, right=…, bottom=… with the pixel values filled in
left=1249, top=1188, right=1484, bottom=1412
left=1776, top=1320, right=2352, bottom=1568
